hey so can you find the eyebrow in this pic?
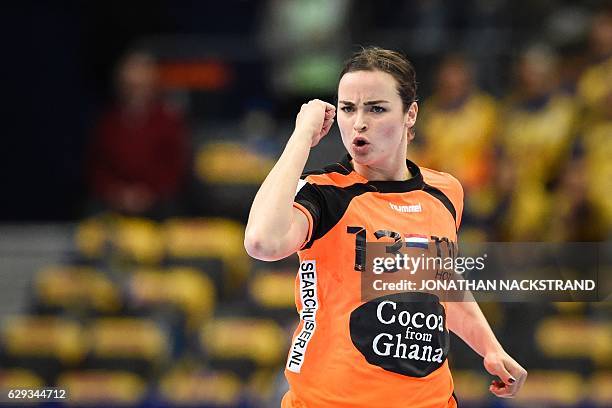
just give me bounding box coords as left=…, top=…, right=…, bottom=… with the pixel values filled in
left=338, top=100, right=390, bottom=106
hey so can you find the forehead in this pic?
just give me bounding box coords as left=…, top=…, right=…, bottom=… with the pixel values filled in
left=338, top=70, right=400, bottom=101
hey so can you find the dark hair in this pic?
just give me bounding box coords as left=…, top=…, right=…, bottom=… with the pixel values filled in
left=339, top=46, right=418, bottom=112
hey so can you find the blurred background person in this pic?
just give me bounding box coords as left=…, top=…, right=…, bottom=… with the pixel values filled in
left=575, top=88, right=612, bottom=240
left=415, top=54, right=498, bottom=192
left=577, top=6, right=612, bottom=127
left=85, top=50, right=190, bottom=219
left=412, top=53, right=499, bottom=241
left=495, top=45, right=577, bottom=241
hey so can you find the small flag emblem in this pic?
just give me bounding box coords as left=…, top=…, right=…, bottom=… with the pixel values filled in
left=404, top=234, right=429, bottom=249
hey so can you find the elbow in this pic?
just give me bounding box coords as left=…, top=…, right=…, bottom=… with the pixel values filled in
left=244, top=232, right=284, bottom=261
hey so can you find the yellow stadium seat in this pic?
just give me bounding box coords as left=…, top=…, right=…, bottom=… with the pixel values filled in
left=74, top=217, right=108, bottom=259
left=1, top=316, right=86, bottom=365
left=75, top=215, right=165, bottom=264
left=114, top=217, right=165, bottom=264
left=535, top=317, right=612, bottom=365
left=195, top=141, right=274, bottom=184
left=245, top=368, right=279, bottom=403
left=0, top=368, right=44, bottom=390
left=200, top=318, right=285, bottom=367
left=507, top=370, right=584, bottom=406
left=552, top=302, right=587, bottom=315
left=451, top=370, right=489, bottom=404
left=129, top=267, right=216, bottom=330
left=163, top=218, right=251, bottom=293
left=34, top=266, right=121, bottom=314
left=249, top=269, right=295, bottom=310
left=159, top=366, right=242, bottom=406
left=588, top=371, right=612, bottom=407
left=57, top=370, right=146, bottom=406
left=88, top=318, right=169, bottom=375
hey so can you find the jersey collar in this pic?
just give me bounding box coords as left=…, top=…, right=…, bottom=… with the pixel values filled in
left=339, top=154, right=424, bottom=193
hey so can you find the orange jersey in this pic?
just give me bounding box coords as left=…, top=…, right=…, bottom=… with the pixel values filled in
left=284, top=154, right=463, bottom=408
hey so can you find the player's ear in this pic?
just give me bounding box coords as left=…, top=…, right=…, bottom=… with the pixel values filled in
left=407, top=127, right=415, bottom=142
left=404, top=102, right=418, bottom=128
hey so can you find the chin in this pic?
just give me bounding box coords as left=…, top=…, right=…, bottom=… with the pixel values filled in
left=351, top=150, right=378, bottom=166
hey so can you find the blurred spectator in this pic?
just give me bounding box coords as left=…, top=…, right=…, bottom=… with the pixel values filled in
left=413, top=54, right=499, bottom=240
left=579, top=89, right=612, bottom=238
left=86, top=51, right=189, bottom=219
left=577, top=6, right=612, bottom=126
left=496, top=45, right=577, bottom=240
left=546, top=155, right=605, bottom=241
left=415, top=53, right=498, bottom=192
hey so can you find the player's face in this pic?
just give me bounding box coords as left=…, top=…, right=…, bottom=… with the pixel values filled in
left=337, top=70, right=416, bottom=167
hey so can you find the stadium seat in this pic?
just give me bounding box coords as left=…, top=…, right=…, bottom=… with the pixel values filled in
left=158, top=365, right=242, bottom=406
left=248, top=268, right=296, bottom=318
left=113, top=217, right=165, bottom=264
left=535, top=317, right=612, bottom=365
left=33, top=265, right=121, bottom=315
left=57, top=370, right=146, bottom=406
left=199, top=317, right=285, bottom=379
left=163, top=218, right=251, bottom=295
left=74, top=216, right=108, bottom=260
left=450, top=370, right=489, bottom=406
left=86, top=318, right=170, bottom=378
left=244, top=368, right=280, bottom=406
left=194, top=141, right=274, bottom=185
left=192, top=141, right=274, bottom=221
left=0, top=368, right=44, bottom=390
left=0, top=316, right=86, bottom=383
left=75, top=215, right=165, bottom=265
left=552, top=302, right=587, bottom=315
left=588, top=371, right=612, bottom=407
left=506, top=370, right=584, bottom=407
left=248, top=268, right=298, bottom=325
left=128, top=266, right=216, bottom=331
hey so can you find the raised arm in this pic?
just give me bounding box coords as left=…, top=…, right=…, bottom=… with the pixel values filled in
left=446, top=300, right=528, bottom=398
left=244, top=100, right=336, bottom=261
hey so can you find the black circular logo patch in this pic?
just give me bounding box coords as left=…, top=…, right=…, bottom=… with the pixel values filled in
left=349, top=292, right=449, bottom=377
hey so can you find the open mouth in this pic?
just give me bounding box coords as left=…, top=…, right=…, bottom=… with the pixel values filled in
left=353, top=137, right=369, bottom=147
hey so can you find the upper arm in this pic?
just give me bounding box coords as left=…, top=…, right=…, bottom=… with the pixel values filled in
left=276, top=178, right=321, bottom=257
left=284, top=207, right=311, bottom=254
left=244, top=207, right=310, bottom=262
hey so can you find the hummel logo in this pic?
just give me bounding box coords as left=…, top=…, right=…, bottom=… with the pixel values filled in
left=389, top=203, right=422, bottom=213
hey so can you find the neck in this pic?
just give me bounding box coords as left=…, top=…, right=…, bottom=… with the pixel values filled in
left=354, top=161, right=410, bottom=181
left=352, top=148, right=411, bottom=182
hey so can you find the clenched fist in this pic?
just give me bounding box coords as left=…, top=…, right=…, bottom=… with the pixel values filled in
left=295, top=99, right=336, bottom=147
left=484, top=350, right=528, bottom=398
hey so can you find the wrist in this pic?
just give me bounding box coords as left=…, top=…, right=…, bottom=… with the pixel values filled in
left=289, top=127, right=316, bottom=148
left=483, top=344, right=506, bottom=358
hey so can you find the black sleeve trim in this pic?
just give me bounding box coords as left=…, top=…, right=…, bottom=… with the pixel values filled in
left=297, top=183, right=374, bottom=250
left=422, top=183, right=457, bottom=227
left=294, top=182, right=324, bottom=245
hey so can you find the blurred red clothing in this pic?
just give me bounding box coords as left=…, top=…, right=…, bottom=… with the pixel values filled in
left=87, top=102, right=189, bottom=211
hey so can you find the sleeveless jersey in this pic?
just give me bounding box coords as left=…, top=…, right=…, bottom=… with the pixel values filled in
left=283, top=154, right=463, bottom=408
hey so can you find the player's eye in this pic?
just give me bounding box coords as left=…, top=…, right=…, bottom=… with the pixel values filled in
left=371, top=106, right=386, bottom=113
left=340, top=106, right=354, bottom=113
